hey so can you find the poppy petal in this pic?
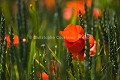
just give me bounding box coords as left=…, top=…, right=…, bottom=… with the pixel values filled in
left=88, top=34, right=95, bottom=48
left=76, top=25, right=84, bottom=35
left=93, top=8, right=101, bottom=19
left=5, top=34, right=10, bottom=48
left=90, top=41, right=96, bottom=56
left=59, top=24, right=84, bottom=42
left=63, top=8, right=72, bottom=20
left=65, top=39, right=85, bottom=53
left=72, top=52, right=84, bottom=61
left=59, top=30, right=80, bottom=42
left=86, top=0, right=92, bottom=8
left=14, top=35, right=19, bottom=47
left=41, top=72, right=49, bottom=80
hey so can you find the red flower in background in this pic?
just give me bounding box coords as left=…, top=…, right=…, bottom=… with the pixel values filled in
left=59, top=24, right=96, bottom=61
left=63, top=8, right=73, bottom=21
left=4, top=34, right=19, bottom=48
left=93, top=8, right=101, bottom=19
left=63, top=0, right=101, bottom=21
left=4, top=34, right=27, bottom=48
left=63, top=0, right=92, bottom=20
left=86, top=0, right=92, bottom=8
left=45, top=0, right=55, bottom=10
left=63, top=0, right=85, bottom=20
left=5, top=34, right=11, bottom=48
left=67, top=0, right=85, bottom=17
left=41, top=72, right=49, bottom=80
left=13, top=35, right=19, bottom=47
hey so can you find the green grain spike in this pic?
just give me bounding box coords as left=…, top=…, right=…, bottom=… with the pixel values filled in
left=0, top=13, right=6, bottom=80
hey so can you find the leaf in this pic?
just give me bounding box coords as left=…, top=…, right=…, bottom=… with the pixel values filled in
left=35, top=59, right=46, bottom=71
left=0, top=64, right=2, bottom=71
left=68, top=70, right=75, bottom=80
left=47, top=46, right=61, bottom=65
left=27, top=39, right=36, bottom=79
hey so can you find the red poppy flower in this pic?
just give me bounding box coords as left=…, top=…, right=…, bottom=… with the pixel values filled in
left=93, top=8, right=101, bottom=19
left=63, top=7, right=73, bottom=20
left=65, top=1, right=85, bottom=18
left=59, top=24, right=96, bottom=61
left=63, top=0, right=92, bottom=20
left=45, top=0, right=55, bottom=10
left=5, top=34, right=10, bottom=48
left=86, top=0, right=92, bottom=8
left=4, top=34, right=19, bottom=48
left=41, top=72, right=49, bottom=80
left=13, top=35, right=19, bottom=47
left=59, top=24, right=85, bottom=60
